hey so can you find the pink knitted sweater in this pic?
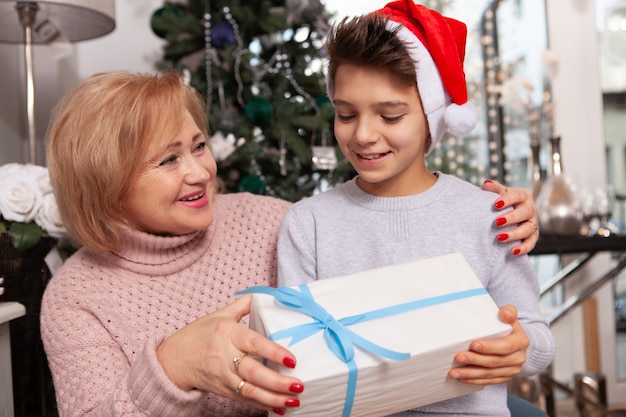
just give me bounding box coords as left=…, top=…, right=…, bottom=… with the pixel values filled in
left=40, top=193, right=291, bottom=417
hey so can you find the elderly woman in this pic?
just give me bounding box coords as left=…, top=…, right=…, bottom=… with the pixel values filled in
left=41, top=71, right=539, bottom=417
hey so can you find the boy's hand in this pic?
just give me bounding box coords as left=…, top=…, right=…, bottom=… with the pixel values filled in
left=448, top=305, right=529, bottom=385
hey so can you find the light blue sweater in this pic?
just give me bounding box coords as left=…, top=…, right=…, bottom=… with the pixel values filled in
left=277, top=173, right=555, bottom=417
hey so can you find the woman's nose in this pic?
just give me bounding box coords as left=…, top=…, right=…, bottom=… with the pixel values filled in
left=185, top=155, right=213, bottom=182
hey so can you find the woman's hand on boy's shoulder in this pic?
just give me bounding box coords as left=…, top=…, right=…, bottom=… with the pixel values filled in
left=483, top=180, right=539, bottom=256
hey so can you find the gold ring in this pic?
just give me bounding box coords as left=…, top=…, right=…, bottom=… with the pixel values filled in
left=233, top=353, right=247, bottom=373
left=235, top=380, right=246, bottom=396
left=528, top=220, right=538, bottom=231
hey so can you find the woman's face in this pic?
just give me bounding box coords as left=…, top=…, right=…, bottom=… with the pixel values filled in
left=123, top=110, right=218, bottom=236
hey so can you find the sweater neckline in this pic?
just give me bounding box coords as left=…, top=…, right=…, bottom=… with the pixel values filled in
left=343, top=172, right=447, bottom=211
left=97, top=224, right=214, bottom=276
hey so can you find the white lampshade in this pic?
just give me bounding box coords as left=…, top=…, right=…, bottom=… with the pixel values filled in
left=0, top=0, right=115, bottom=44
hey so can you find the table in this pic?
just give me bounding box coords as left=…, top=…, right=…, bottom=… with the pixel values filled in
left=530, top=234, right=626, bottom=416
left=531, top=234, right=626, bottom=256
left=0, top=302, right=26, bottom=417
left=530, top=234, right=626, bottom=325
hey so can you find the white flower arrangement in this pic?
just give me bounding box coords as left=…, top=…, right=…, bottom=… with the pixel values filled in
left=0, top=163, right=66, bottom=253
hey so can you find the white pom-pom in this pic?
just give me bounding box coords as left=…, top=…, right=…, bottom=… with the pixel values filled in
left=444, top=102, right=479, bottom=136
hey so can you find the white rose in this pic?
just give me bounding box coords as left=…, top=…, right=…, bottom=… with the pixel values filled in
left=35, top=193, right=66, bottom=238
left=0, top=170, right=44, bottom=223
left=27, top=163, right=53, bottom=194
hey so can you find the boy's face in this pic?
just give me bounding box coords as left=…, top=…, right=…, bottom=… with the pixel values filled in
left=332, top=64, right=434, bottom=197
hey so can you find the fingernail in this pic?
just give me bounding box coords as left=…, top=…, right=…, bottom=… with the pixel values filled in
left=273, top=408, right=286, bottom=415
left=513, top=248, right=521, bottom=255
left=497, top=233, right=509, bottom=241
left=495, top=217, right=507, bottom=226
left=289, top=383, right=304, bottom=393
left=285, top=398, right=300, bottom=407
left=451, top=371, right=461, bottom=379
left=495, top=200, right=505, bottom=209
left=483, top=179, right=493, bottom=185
left=283, top=357, right=296, bottom=368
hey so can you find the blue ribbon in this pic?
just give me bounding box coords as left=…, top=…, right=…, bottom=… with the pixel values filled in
left=237, top=284, right=488, bottom=417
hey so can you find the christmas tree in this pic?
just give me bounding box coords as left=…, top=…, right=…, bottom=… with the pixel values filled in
left=151, top=0, right=485, bottom=202
left=150, top=0, right=353, bottom=202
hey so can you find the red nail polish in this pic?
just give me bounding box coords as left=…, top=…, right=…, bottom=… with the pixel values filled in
left=497, top=233, right=509, bottom=241
left=495, top=217, right=506, bottom=226
left=495, top=200, right=505, bottom=209
left=483, top=179, right=493, bottom=184
left=273, top=408, right=286, bottom=416
left=289, top=383, right=304, bottom=393
left=513, top=248, right=521, bottom=255
left=285, top=398, right=300, bottom=407
left=283, top=357, right=296, bottom=368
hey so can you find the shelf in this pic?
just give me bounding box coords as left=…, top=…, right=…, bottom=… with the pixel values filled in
left=530, top=234, right=626, bottom=256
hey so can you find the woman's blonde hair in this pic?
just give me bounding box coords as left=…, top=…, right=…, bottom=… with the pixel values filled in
left=46, top=71, right=210, bottom=252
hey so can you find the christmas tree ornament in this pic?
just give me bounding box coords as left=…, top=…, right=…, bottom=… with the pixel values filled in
left=217, top=105, right=241, bottom=134
left=286, top=0, right=323, bottom=25
left=203, top=0, right=213, bottom=115
left=221, top=7, right=246, bottom=108
left=311, top=146, right=337, bottom=171
left=316, top=95, right=334, bottom=121
left=300, top=0, right=325, bottom=26
left=211, top=20, right=235, bottom=49
left=245, top=97, right=274, bottom=125
left=210, top=131, right=244, bottom=162
left=279, top=133, right=287, bottom=176
left=311, top=130, right=337, bottom=171
left=238, top=175, right=268, bottom=195
left=150, top=4, right=181, bottom=39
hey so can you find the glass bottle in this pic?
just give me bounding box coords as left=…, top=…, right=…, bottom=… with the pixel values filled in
left=529, top=140, right=543, bottom=200
left=536, top=136, right=583, bottom=235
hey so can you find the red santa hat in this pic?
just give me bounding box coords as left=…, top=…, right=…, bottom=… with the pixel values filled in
left=327, top=0, right=479, bottom=154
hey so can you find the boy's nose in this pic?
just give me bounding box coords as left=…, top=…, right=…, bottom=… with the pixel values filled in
left=354, top=119, right=379, bottom=145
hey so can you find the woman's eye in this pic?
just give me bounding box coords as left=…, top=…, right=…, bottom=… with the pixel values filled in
left=159, top=155, right=178, bottom=166
left=194, top=141, right=207, bottom=152
left=336, top=114, right=355, bottom=121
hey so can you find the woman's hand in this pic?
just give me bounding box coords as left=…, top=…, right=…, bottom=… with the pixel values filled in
left=157, top=294, right=303, bottom=414
left=448, top=305, right=529, bottom=385
left=483, top=180, right=539, bottom=256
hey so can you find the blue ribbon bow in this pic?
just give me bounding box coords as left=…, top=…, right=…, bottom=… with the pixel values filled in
left=237, top=284, right=487, bottom=417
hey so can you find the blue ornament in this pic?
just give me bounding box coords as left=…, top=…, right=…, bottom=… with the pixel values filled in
left=211, top=21, right=235, bottom=49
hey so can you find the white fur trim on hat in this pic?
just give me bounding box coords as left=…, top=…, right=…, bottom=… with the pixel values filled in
left=391, top=22, right=478, bottom=154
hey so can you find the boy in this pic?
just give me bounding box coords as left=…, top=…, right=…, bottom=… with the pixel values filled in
left=277, top=1, right=555, bottom=416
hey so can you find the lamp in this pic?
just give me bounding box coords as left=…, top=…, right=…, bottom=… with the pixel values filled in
left=0, top=1, right=115, bottom=164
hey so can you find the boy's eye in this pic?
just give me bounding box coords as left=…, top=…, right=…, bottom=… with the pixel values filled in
left=382, top=115, right=403, bottom=123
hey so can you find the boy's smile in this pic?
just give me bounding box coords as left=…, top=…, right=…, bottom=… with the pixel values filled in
left=332, top=63, right=436, bottom=197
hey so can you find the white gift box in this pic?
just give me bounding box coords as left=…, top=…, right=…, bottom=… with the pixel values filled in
left=241, top=252, right=512, bottom=417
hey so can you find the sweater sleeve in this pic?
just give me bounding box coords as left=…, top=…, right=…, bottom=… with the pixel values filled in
left=276, top=206, right=318, bottom=286
left=40, top=276, right=206, bottom=417
left=486, top=248, right=556, bottom=377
